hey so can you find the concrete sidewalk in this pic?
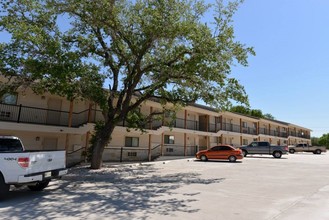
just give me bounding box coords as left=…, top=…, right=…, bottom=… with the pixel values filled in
left=1, top=153, right=329, bottom=219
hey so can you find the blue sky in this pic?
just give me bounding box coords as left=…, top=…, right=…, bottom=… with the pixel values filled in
left=218, top=0, right=329, bottom=137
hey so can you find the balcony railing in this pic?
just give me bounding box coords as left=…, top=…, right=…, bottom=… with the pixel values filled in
left=0, top=103, right=310, bottom=139
left=0, top=103, right=104, bottom=128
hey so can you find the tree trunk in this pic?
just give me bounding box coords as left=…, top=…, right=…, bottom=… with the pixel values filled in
left=90, top=140, right=105, bottom=169
left=90, top=122, right=115, bottom=169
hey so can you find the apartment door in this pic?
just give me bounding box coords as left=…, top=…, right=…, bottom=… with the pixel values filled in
left=47, top=98, right=62, bottom=125
left=43, top=137, right=58, bottom=150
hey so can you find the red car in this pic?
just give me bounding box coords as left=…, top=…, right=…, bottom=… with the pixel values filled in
left=196, top=145, right=243, bottom=162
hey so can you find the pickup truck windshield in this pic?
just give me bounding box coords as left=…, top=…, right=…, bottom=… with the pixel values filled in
left=0, top=139, right=23, bottom=152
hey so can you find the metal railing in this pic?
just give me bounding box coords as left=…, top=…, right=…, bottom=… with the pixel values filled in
left=0, top=103, right=310, bottom=139
left=221, top=123, right=240, bottom=133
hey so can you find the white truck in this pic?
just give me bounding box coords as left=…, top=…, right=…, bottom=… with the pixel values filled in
left=288, top=143, right=327, bottom=154
left=0, top=136, right=68, bottom=199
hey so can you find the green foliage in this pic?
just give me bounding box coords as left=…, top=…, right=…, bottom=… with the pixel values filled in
left=229, top=105, right=275, bottom=119
left=263, top=113, right=275, bottom=120
left=311, top=137, right=320, bottom=146
left=318, top=133, right=329, bottom=149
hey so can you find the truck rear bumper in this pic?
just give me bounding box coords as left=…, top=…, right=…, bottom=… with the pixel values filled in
left=17, top=168, right=68, bottom=184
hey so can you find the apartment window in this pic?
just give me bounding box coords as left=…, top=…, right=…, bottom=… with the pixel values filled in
left=1, top=93, right=17, bottom=105
left=164, top=135, right=175, bottom=144
left=125, top=137, right=139, bottom=147
left=128, top=152, right=137, bottom=157
left=242, top=122, right=247, bottom=128
left=253, top=138, right=258, bottom=141
left=243, top=139, right=248, bottom=145
left=166, top=148, right=174, bottom=152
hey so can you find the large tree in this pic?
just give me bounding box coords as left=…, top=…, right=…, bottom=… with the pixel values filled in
left=0, top=0, right=255, bottom=169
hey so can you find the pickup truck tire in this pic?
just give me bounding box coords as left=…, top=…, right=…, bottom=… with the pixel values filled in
left=315, top=149, right=322, bottom=154
left=228, top=155, right=237, bottom=162
left=289, top=149, right=295, bottom=154
left=0, top=174, right=10, bottom=199
left=28, top=180, right=50, bottom=191
left=242, top=150, right=247, bottom=157
left=200, top=155, right=208, bottom=161
left=273, top=151, right=282, bottom=158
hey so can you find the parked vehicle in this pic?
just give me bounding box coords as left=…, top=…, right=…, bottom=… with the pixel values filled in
left=240, top=141, right=288, bottom=158
left=288, top=144, right=327, bottom=154
left=195, top=145, right=243, bottom=162
left=0, top=136, right=68, bottom=199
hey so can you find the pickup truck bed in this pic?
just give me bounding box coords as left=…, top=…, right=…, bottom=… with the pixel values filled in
left=289, top=144, right=327, bottom=154
left=0, top=136, right=68, bottom=199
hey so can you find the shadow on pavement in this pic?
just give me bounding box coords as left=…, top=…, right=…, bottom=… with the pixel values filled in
left=0, top=163, right=224, bottom=219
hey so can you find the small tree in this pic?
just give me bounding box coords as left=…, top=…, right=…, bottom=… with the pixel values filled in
left=0, top=0, right=254, bottom=169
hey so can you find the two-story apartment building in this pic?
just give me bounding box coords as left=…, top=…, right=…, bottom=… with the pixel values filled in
left=0, top=88, right=312, bottom=164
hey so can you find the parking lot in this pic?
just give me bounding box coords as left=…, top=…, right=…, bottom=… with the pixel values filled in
left=1, top=153, right=329, bottom=220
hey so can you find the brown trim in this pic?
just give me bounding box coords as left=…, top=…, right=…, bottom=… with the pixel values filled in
left=220, top=116, right=223, bottom=130
left=148, top=134, right=152, bottom=161
left=184, top=110, right=187, bottom=129
left=65, top=133, right=70, bottom=152
left=87, top=103, right=93, bottom=123
left=184, top=133, right=187, bottom=156
left=150, top=107, right=153, bottom=129
left=68, top=100, right=74, bottom=127
left=206, top=115, right=209, bottom=132
left=161, top=133, right=164, bottom=156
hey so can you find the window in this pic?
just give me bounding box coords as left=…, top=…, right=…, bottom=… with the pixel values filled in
left=211, top=146, right=221, bottom=151
left=219, top=146, right=232, bottom=151
left=0, top=138, right=23, bottom=152
left=166, top=148, right=174, bottom=152
left=125, top=137, right=139, bottom=147
left=128, top=152, right=137, bottom=157
left=243, top=139, right=248, bottom=145
left=242, top=122, right=247, bottom=128
left=164, top=135, right=175, bottom=144
left=1, top=93, right=17, bottom=105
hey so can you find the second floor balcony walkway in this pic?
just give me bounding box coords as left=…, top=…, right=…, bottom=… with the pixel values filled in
left=0, top=103, right=311, bottom=139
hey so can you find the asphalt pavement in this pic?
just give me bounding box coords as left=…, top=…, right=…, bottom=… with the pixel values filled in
left=1, top=153, right=329, bottom=219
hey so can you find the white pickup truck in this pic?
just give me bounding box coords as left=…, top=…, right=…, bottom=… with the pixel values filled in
left=288, top=143, right=327, bottom=154
left=0, top=136, right=68, bottom=198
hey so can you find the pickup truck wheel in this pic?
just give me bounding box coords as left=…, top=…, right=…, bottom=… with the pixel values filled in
left=315, top=149, right=322, bottom=154
left=200, top=155, right=208, bottom=161
left=273, top=151, right=282, bottom=158
left=242, top=150, right=247, bottom=157
left=0, top=174, right=10, bottom=199
left=228, top=155, right=237, bottom=162
left=28, top=180, right=50, bottom=191
left=289, top=149, right=295, bottom=154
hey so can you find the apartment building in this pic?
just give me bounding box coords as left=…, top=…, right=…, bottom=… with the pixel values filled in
left=0, top=88, right=312, bottom=164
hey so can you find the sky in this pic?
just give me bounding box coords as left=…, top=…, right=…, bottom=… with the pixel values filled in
left=213, top=0, right=329, bottom=137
